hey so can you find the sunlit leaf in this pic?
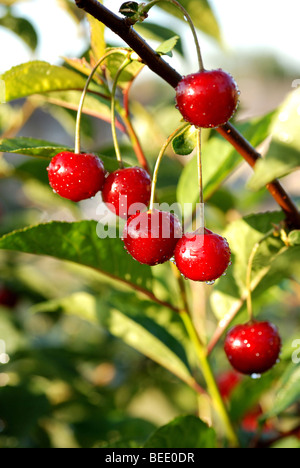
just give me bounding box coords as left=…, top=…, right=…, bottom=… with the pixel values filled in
left=0, top=61, right=93, bottom=102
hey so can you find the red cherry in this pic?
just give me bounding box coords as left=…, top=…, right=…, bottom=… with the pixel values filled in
left=122, top=210, right=182, bottom=266
left=175, top=69, right=239, bottom=128
left=174, top=228, right=231, bottom=282
left=224, top=321, right=281, bottom=375
left=102, top=166, right=151, bottom=219
left=47, top=151, right=106, bottom=202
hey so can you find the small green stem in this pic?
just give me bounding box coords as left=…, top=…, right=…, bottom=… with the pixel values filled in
left=142, top=0, right=204, bottom=71
left=111, top=56, right=132, bottom=168
left=149, top=123, right=190, bottom=211
left=74, top=49, right=128, bottom=154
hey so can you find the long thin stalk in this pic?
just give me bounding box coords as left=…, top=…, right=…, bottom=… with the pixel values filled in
left=149, top=123, right=190, bottom=211
left=74, top=48, right=128, bottom=154
left=110, top=55, right=132, bottom=168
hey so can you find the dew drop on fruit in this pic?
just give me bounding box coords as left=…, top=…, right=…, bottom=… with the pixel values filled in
left=205, top=280, right=215, bottom=286
left=250, top=373, right=261, bottom=380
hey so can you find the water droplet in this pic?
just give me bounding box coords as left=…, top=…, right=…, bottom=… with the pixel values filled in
left=251, top=373, right=261, bottom=380
left=205, top=280, right=215, bottom=286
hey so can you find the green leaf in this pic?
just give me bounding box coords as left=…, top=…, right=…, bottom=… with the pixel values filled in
left=263, top=364, right=300, bottom=419
left=0, top=221, right=153, bottom=294
left=271, top=86, right=300, bottom=152
left=0, top=136, right=129, bottom=173
left=177, top=136, right=234, bottom=210
left=98, top=294, right=192, bottom=385
left=134, top=22, right=184, bottom=56
left=0, top=61, right=89, bottom=102
left=87, top=8, right=106, bottom=62
left=0, top=136, right=71, bottom=159
left=288, top=230, right=300, bottom=246
left=143, top=415, right=217, bottom=448
left=156, top=35, right=180, bottom=57
left=39, top=89, right=111, bottom=123
left=248, top=88, right=300, bottom=190
left=210, top=211, right=286, bottom=321
left=248, top=140, right=300, bottom=190
left=172, top=125, right=197, bottom=156
left=105, top=51, right=144, bottom=88
left=177, top=112, right=276, bottom=210
left=0, top=13, right=38, bottom=51
left=156, top=0, right=222, bottom=44
left=31, top=290, right=193, bottom=386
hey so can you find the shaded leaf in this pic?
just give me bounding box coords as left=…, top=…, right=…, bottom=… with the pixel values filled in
left=248, top=141, right=300, bottom=190
left=0, top=221, right=154, bottom=294
left=177, top=112, right=276, bottom=210
left=0, top=136, right=128, bottom=173
left=31, top=290, right=193, bottom=386
left=210, top=211, right=287, bottom=321
left=143, top=415, right=217, bottom=448
left=249, top=88, right=300, bottom=189
left=0, top=136, right=71, bottom=159
left=0, top=13, right=38, bottom=51
left=262, top=364, right=300, bottom=420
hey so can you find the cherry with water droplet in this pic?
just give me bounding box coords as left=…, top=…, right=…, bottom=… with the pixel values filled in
left=122, top=209, right=182, bottom=266
left=175, top=69, right=240, bottom=128
left=102, top=166, right=151, bottom=219
left=174, top=228, right=231, bottom=282
left=47, top=151, right=106, bottom=202
left=224, top=321, right=281, bottom=375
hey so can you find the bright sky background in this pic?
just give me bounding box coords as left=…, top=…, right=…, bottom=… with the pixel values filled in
left=0, top=0, right=299, bottom=73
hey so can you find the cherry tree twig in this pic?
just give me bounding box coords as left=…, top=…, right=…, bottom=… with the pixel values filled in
left=75, top=0, right=300, bottom=229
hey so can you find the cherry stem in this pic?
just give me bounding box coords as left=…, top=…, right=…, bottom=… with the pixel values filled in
left=142, top=0, right=204, bottom=71
left=111, top=55, right=132, bottom=169
left=149, top=122, right=190, bottom=211
left=196, top=128, right=205, bottom=229
left=246, top=228, right=275, bottom=322
left=74, top=48, right=129, bottom=155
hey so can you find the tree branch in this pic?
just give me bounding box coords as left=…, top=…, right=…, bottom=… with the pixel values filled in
left=75, top=0, right=300, bottom=229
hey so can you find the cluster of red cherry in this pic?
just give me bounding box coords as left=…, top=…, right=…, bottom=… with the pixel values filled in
left=47, top=69, right=281, bottom=377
